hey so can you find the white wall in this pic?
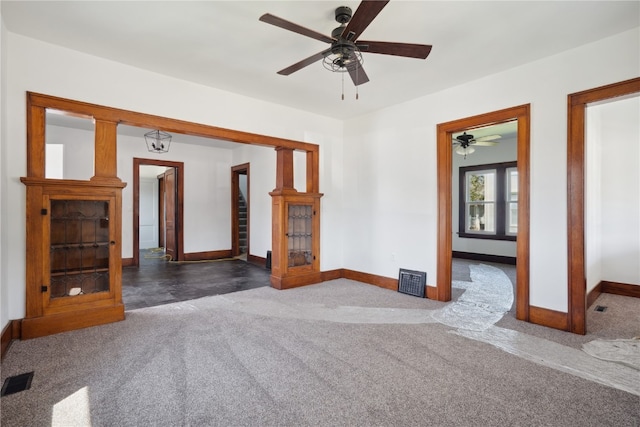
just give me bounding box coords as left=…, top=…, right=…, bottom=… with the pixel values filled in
left=0, top=11, right=8, bottom=330
left=2, top=32, right=343, bottom=324
left=238, top=174, right=247, bottom=202
left=585, top=105, right=603, bottom=292
left=586, top=95, right=640, bottom=291
left=118, top=135, right=238, bottom=256
left=139, top=165, right=167, bottom=250
left=343, top=28, right=639, bottom=312
left=452, top=136, right=517, bottom=257
left=46, top=125, right=94, bottom=180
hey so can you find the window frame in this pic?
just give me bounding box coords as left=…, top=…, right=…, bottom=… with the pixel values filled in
left=458, top=161, right=517, bottom=241
left=505, top=166, right=518, bottom=236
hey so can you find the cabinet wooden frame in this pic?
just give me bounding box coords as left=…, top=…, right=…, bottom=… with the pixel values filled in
left=270, top=191, right=323, bottom=290
left=20, top=178, right=126, bottom=339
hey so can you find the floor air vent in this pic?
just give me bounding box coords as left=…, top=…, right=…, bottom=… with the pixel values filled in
left=594, top=305, right=607, bottom=312
left=1, top=372, right=34, bottom=396
left=398, top=269, right=426, bottom=298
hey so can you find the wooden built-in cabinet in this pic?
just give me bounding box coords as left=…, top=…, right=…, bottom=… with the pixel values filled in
left=269, top=147, right=323, bottom=289
left=270, top=191, right=322, bottom=289
left=20, top=178, right=126, bottom=339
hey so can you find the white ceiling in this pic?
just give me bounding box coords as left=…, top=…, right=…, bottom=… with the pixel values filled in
left=3, top=1, right=639, bottom=121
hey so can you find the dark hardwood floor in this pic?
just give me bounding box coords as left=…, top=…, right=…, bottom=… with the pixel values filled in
left=122, top=249, right=271, bottom=310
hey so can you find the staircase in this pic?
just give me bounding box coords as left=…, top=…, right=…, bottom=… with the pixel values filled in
left=238, top=192, right=248, bottom=254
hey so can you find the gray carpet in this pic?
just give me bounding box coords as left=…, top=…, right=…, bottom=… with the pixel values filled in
left=2, top=278, right=639, bottom=426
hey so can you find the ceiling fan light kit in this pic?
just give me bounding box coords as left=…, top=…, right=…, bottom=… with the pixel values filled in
left=455, top=145, right=475, bottom=156
left=259, top=0, right=432, bottom=100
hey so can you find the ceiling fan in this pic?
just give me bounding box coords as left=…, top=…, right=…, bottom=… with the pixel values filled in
left=453, top=132, right=501, bottom=158
left=259, top=0, right=432, bottom=88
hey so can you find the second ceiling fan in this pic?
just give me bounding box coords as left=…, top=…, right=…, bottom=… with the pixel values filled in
left=259, top=0, right=432, bottom=87
left=453, top=132, right=501, bottom=158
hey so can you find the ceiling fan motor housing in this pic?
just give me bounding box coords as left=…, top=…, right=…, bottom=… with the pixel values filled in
left=332, top=26, right=345, bottom=39
left=335, top=6, right=352, bottom=24
left=457, top=132, right=475, bottom=147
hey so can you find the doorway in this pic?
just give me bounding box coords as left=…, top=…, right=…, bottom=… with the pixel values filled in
left=160, top=167, right=178, bottom=261
left=437, top=105, right=531, bottom=321
left=133, top=158, right=185, bottom=266
left=567, top=77, right=640, bottom=335
left=231, top=163, right=250, bottom=258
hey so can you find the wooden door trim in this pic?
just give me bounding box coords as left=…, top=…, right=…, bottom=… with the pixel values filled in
left=436, top=105, right=531, bottom=322
left=231, top=163, right=250, bottom=257
left=133, top=158, right=185, bottom=266
left=157, top=174, right=165, bottom=249
left=567, top=77, right=640, bottom=335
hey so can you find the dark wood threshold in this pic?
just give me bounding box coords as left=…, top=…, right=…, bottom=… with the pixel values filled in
left=452, top=251, right=516, bottom=265
left=1, top=320, right=22, bottom=361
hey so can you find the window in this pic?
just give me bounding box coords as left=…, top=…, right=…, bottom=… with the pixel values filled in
left=506, top=167, right=518, bottom=235
left=459, top=161, right=517, bottom=241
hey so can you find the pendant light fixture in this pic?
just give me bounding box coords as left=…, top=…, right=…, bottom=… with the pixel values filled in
left=145, top=129, right=172, bottom=154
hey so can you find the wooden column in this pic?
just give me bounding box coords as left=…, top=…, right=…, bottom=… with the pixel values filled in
left=306, top=149, right=320, bottom=193
left=91, top=119, right=121, bottom=183
left=26, top=100, right=46, bottom=178
left=274, top=147, right=295, bottom=192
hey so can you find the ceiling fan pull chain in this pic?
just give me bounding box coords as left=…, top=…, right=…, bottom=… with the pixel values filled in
left=341, top=72, right=345, bottom=100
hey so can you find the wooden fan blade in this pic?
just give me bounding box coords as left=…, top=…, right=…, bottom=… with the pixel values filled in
left=348, top=65, right=370, bottom=86
left=476, top=134, right=501, bottom=142
left=260, top=13, right=334, bottom=44
left=357, top=41, right=432, bottom=59
left=277, top=49, right=331, bottom=76
left=472, top=141, right=498, bottom=147
left=341, top=0, right=389, bottom=41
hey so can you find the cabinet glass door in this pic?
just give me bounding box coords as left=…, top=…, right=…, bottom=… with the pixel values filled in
left=287, top=204, right=312, bottom=267
left=49, top=199, right=111, bottom=299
